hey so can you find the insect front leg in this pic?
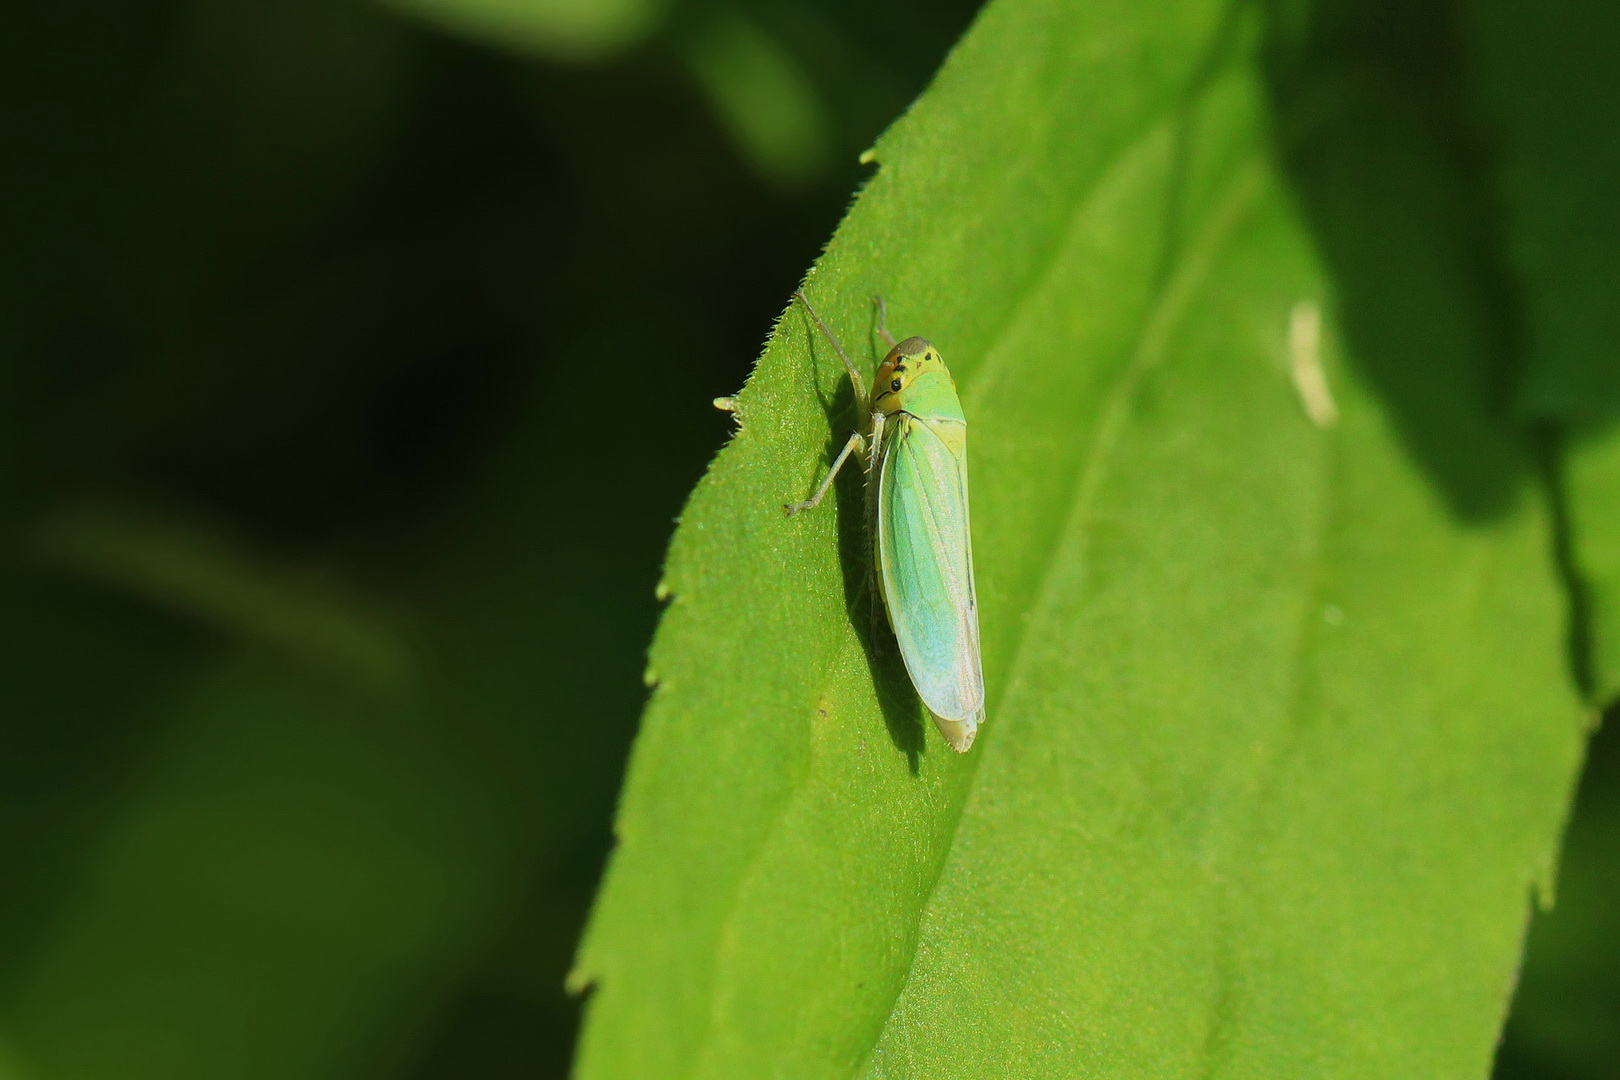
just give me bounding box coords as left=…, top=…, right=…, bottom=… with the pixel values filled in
left=872, top=295, right=896, bottom=349
left=794, top=290, right=869, bottom=412
left=784, top=430, right=866, bottom=516
left=864, top=412, right=888, bottom=649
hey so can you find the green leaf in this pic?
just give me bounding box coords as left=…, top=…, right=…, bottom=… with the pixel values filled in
left=572, top=0, right=1589, bottom=1076
left=1562, top=438, right=1620, bottom=703
left=1461, top=3, right=1620, bottom=1069
left=1463, top=0, right=1620, bottom=706
left=1497, top=723, right=1620, bottom=1076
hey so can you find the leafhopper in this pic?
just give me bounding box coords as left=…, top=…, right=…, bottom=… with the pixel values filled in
left=785, top=290, right=985, bottom=752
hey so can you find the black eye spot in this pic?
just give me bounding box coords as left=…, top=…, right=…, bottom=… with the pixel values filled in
left=890, top=378, right=903, bottom=392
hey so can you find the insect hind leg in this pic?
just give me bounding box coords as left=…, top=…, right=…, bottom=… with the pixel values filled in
left=784, top=431, right=865, bottom=516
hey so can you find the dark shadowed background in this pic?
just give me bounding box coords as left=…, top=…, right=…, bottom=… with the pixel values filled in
left=0, top=0, right=1614, bottom=1076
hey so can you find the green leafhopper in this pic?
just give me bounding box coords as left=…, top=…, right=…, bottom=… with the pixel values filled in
left=785, top=289, right=985, bottom=752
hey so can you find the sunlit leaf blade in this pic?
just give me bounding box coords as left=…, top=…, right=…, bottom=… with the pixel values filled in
left=571, top=0, right=1589, bottom=1077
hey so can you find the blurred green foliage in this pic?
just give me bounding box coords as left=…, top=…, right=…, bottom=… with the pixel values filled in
left=377, top=0, right=665, bottom=64
left=0, top=0, right=1616, bottom=1077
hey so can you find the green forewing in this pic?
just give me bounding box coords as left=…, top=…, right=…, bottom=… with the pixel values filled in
left=877, top=413, right=984, bottom=725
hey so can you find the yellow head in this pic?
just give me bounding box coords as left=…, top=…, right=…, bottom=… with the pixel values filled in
left=871, top=336, right=950, bottom=415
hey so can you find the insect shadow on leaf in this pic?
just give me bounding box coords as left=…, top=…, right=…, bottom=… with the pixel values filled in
left=796, top=299, right=928, bottom=769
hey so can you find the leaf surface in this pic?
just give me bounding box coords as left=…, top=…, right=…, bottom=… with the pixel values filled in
left=1465, top=0, right=1620, bottom=705
left=573, top=1, right=1589, bottom=1077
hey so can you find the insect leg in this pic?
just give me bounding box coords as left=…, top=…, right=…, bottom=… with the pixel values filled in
left=864, top=413, right=888, bottom=650
left=784, top=431, right=865, bottom=516
left=794, top=289, right=868, bottom=411
left=872, top=295, right=896, bottom=348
